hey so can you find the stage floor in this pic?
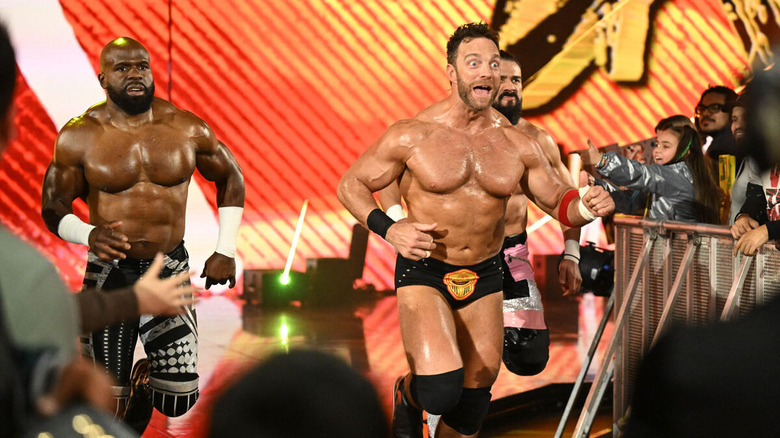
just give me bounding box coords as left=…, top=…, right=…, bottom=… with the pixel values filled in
left=136, top=290, right=613, bottom=437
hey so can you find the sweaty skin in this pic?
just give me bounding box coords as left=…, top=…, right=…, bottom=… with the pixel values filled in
left=504, top=120, right=570, bottom=234
left=41, top=38, right=244, bottom=287
left=343, top=93, right=612, bottom=266
left=338, top=35, right=613, bottom=438
left=381, top=54, right=583, bottom=294
left=337, top=36, right=612, bottom=357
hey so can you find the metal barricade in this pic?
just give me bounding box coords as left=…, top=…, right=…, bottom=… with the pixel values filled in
left=562, top=216, right=780, bottom=437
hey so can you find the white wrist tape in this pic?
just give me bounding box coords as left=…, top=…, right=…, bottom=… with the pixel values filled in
left=562, top=239, right=580, bottom=263
left=385, top=204, right=406, bottom=222
left=57, top=214, right=95, bottom=247
left=578, top=199, right=597, bottom=222
left=215, top=206, right=243, bottom=258
left=577, top=186, right=597, bottom=222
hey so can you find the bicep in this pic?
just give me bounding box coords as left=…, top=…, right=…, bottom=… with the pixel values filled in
left=42, top=162, right=86, bottom=203
left=346, top=153, right=404, bottom=193
left=42, top=135, right=88, bottom=207
left=343, top=125, right=409, bottom=193
left=187, top=115, right=238, bottom=181
left=521, top=150, right=571, bottom=216
left=196, top=141, right=242, bottom=183
left=539, top=132, right=574, bottom=186
left=552, top=156, right=574, bottom=187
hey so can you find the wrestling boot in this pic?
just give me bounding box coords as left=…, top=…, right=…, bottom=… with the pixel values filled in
left=392, top=375, right=423, bottom=438
left=122, top=358, right=154, bottom=434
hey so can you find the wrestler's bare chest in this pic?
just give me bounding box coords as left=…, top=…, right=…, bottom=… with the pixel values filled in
left=83, top=124, right=197, bottom=193
left=408, top=127, right=523, bottom=198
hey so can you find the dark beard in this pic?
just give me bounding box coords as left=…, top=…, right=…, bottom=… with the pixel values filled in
left=734, top=135, right=748, bottom=158
left=698, top=118, right=730, bottom=136
left=107, top=82, right=155, bottom=115
left=493, top=93, right=522, bottom=125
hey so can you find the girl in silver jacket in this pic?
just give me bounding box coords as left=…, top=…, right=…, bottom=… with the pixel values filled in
left=579, top=115, right=722, bottom=224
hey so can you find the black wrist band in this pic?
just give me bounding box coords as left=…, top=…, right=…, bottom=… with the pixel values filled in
left=366, top=208, right=395, bottom=239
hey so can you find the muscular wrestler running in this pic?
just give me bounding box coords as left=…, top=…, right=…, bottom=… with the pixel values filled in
left=337, top=23, right=614, bottom=438
left=379, top=50, right=582, bottom=380
left=40, top=37, right=245, bottom=433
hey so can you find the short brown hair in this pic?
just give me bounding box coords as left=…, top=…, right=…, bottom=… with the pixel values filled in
left=446, top=22, right=499, bottom=66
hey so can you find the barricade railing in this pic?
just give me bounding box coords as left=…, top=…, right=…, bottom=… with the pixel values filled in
left=558, top=216, right=780, bottom=437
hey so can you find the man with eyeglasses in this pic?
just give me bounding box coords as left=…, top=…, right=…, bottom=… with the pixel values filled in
left=695, top=85, right=740, bottom=168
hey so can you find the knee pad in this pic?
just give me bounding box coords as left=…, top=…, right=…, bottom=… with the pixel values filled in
left=410, top=368, right=464, bottom=415
left=149, top=373, right=199, bottom=417
left=441, top=386, right=492, bottom=435
left=503, top=327, right=550, bottom=376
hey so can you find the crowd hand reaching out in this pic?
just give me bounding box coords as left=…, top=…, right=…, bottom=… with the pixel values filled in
left=576, top=139, right=604, bottom=167
left=135, top=253, right=196, bottom=315
left=386, top=221, right=437, bottom=261
left=88, top=221, right=131, bottom=261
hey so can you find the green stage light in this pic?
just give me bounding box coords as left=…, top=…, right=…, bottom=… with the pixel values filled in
left=247, top=269, right=308, bottom=307
left=280, top=322, right=289, bottom=345
left=281, top=199, right=308, bottom=286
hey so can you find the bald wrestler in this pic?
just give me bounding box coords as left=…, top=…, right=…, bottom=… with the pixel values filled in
left=41, top=37, right=245, bottom=433
left=338, top=23, right=614, bottom=438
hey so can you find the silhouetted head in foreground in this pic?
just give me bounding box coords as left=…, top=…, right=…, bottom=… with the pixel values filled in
left=208, top=349, right=388, bottom=437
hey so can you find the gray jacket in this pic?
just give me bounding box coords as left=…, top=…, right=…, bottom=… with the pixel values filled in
left=596, top=151, right=698, bottom=222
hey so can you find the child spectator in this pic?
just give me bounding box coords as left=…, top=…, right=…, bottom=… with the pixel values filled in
left=580, top=115, right=722, bottom=224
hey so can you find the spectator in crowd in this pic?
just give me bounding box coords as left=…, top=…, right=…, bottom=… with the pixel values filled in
left=580, top=115, right=722, bottom=224
left=730, top=91, right=780, bottom=255
left=695, top=85, right=740, bottom=168
left=727, top=91, right=762, bottom=225
left=732, top=64, right=780, bottom=257
left=624, top=66, right=780, bottom=438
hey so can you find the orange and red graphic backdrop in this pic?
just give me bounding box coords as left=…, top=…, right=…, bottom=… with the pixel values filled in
left=0, top=0, right=755, bottom=291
